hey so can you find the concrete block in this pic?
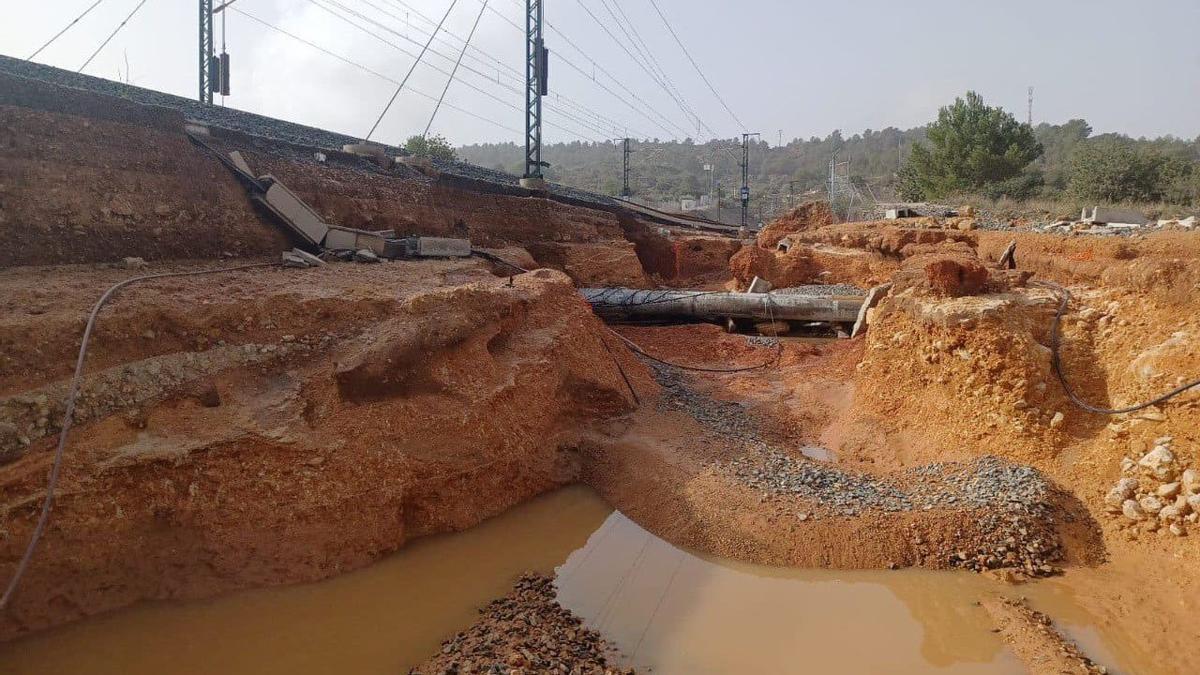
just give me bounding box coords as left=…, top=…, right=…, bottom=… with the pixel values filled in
left=519, top=176, right=548, bottom=191
left=290, top=247, right=326, bottom=266
left=414, top=237, right=472, bottom=258
left=228, top=151, right=254, bottom=176
left=282, top=251, right=310, bottom=268
left=747, top=276, right=773, bottom=294
left=886, top=208, right=918, bottom=220
left=1081, top=206, right=1147, bottom=225
left=850, top=283, right=892, bottom=338
left=262, top=178, right=329, bottom=246
left=323, top=225, right=387, bottom=255
left=183, top=121, right=210, bottom=136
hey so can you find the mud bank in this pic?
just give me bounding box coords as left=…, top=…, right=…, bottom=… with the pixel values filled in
left=0, top=263, right=651, bottom=640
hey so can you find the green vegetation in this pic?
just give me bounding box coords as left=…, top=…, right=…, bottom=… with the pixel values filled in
left=458, top=95, right=1199, bottom=217
left=404, top=133, right=458, bottom=162
left=901, top=92, right=1042, bottom=200
left=1068, top=138, right=1195, bottom=204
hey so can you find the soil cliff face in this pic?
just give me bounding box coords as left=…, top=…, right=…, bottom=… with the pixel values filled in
left=0, top=265, right=652, bottom=640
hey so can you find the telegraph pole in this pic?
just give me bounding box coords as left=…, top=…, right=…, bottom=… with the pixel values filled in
left=523, top=0, right=549, bottom=185
left=739, top=132, right=760, bottom=227
left=620, top=138, right=632, bottom=197
left=199, top=0, right=214, bottom=104
left=1027, top=86, right=1034, bottom=126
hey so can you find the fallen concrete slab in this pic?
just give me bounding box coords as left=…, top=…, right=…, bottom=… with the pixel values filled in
left=1081, top=206, right=1147, bottom=226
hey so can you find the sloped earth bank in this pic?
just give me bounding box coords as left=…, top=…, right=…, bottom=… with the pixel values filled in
left=0, top=260, right=653, bottom=639
left=0, top=73, right=671, bottom=288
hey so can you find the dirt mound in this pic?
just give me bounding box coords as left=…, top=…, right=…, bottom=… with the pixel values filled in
left=672, top=236, right=741, bottom=283
left=757, top=201, right=834, bottom=249
left=728, top=243, right=820, bottom=288
left=0, top=263, right=653, bottom=640
left=412, top=574, right=632, bottom=675
left=523, top=241, right=650, bottom=287
left=897, top=253, right=990, bottom=297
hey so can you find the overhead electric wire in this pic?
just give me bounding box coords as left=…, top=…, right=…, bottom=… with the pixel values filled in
left=646, top=0, right=746, bottom=130
left=309, top=0, right=605, bottom=141
left=495, top=0, right=692, bottom=140
left=596, top=0, right=696, bottom=130
left=77, top=0, right=150, bottom=73
left=27, top=0, right=107, bottom=61
left=313, top=0, right=607, bottom=141
left=232, top=6, right=522, bottom=134
left=424, top=0, right=489, bottom=137
left=374, top=0, right=649, bottom=139
left=364, top=0, right=460, bottom=140
left=570, top=0, right=716, bottom=139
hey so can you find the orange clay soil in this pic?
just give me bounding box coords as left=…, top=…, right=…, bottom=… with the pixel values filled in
left=0, top=261, right=655, bottom=640
left=713, top=212, right=1200, bottom=673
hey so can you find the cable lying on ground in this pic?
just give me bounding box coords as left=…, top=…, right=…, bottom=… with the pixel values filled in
left=0, top=262, right=277, bottom=612
left=1038, top=281, right=1200, bottom=415
left=610, top=328, right=781, bottom=374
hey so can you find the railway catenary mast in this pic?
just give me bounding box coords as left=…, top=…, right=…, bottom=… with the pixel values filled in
left=523, top=0, right=549, bottom=185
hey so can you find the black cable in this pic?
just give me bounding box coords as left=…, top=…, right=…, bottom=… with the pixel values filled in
left=646, top=0, right=746, bottom=130
left=78, top=0, right=150, bottom=73
left=27, top=0, right=107, bottom=61
left=469, top=249, right=530, bottom=273
left=612, top=329, right=781, bottom=373
left=365, top=0, right=460, bottom=140
left=1039, top=281, right=1200, bottom=415
left=0, top=262, right=278, bottom=611
left=599, top=332, right=641, bottom=405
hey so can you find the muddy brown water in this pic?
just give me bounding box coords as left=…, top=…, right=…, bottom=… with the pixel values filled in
left=0, top=486, right=1137, bottom=674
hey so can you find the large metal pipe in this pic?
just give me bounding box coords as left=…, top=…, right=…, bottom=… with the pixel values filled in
left=580, top=288, right=863, bottom=324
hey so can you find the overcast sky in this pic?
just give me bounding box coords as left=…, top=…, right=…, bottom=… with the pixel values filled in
left=3, top=0, right=1198, bottom=147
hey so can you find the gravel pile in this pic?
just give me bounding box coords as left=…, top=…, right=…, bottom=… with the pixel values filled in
left=772, top=284, right=865, bottom=297
left=743, top=336, right=780, bottom=349
left=650, top=362, right=1064, bottom=576
left=731, top=451, right=1053, bottom=518
left=0, top=56, right=619, bottom=209
left=412, top=574, right=632, bottom=675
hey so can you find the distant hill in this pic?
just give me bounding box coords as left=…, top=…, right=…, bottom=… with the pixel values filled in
left=460, top=122, right=1200, bottom=219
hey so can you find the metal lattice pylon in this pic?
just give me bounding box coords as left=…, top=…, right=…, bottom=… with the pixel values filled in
left=524, top=0, right=546, bottom=179
left=827, top=151, right=868, bottom=221
left=199, top=0, right=214, bottom=104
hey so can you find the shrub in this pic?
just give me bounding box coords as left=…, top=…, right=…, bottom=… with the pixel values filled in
left=404, top=134, right=458, bottom=162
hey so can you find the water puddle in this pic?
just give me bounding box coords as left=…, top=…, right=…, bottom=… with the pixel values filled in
left=0, top=487, right=1133, bottom=674
left=559, top=512, right=1021, bottom=673
left=0, top=486, right=611, bottom=675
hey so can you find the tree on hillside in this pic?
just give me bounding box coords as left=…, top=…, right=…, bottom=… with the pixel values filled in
left=404, top=134, right=457, bottom=162
left=1068, top=138, right=1193, bottom=204
left=902, top=91, right=1042, bottom=199
left=1035, top=119, right=1092, bottom=190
